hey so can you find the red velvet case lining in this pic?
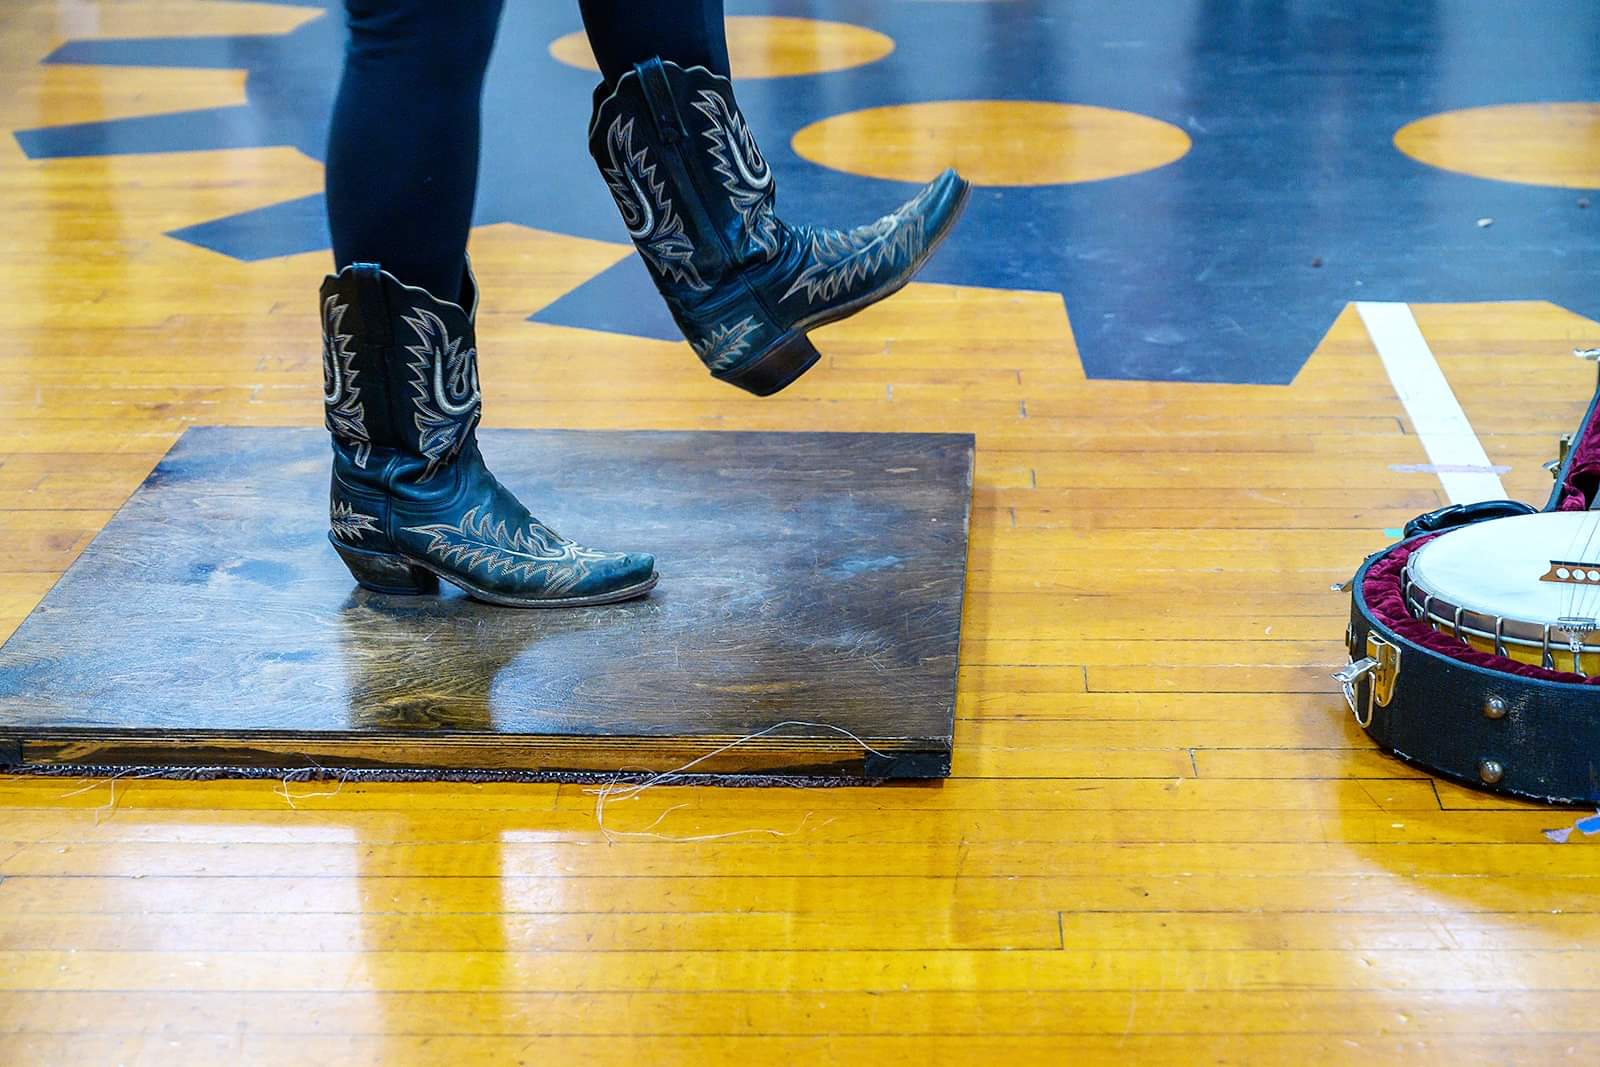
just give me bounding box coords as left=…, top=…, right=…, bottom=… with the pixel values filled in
left=1557, top=409, right=1600, bottom=511
left=1360, top=398, right=1600, bottom=686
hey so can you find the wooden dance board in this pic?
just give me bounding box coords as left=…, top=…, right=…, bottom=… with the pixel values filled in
left=0, top=428, right=972, bottom=781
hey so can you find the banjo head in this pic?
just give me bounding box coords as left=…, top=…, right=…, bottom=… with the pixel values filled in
left=1405, top=511, right=1600, bottom=671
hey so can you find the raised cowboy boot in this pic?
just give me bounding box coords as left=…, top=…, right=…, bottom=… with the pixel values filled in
left=321, top=262, right=657, bottom=607
left=588, top=58, right=970, bottom=397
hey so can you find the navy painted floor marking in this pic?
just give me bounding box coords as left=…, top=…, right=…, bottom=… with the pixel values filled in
left=14, top=0, right=1600, bottom=384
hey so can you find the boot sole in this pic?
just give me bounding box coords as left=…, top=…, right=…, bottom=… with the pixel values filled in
left=332, top=536, right=659, bottom=609
left=719, top=177, right=973, bottom=398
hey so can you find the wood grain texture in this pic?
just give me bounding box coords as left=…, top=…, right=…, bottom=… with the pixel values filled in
left=0, top=427, right=973, bottom=778
left=6, top=0, right=1600, bottom=1062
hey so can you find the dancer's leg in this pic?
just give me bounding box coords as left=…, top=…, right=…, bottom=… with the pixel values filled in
left=325, top=0, right=506, bottom=303
left=579, top=0, right=731, bottom=86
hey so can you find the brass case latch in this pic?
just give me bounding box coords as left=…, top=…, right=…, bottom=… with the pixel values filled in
left=1547, top=432, right=1576, bottom=480
left=1333, top=632, right=1401, bottom=728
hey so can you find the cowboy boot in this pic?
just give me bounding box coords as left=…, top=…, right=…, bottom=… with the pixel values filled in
left=588, top=58, right=970, bottom=397
left=321, top=261, right=657, bottom=607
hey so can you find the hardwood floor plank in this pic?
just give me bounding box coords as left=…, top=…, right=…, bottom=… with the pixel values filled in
left=0, top=989, right=1593, bottom=1038
left=8, top=946, right=1600, bottom=994
left=3, top=1033, right=1598, bottom=1067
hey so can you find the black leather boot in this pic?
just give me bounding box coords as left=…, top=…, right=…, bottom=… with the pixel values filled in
left=321, top=262, right=657, bottom=607
left=589, top=58, right=970, bottom=397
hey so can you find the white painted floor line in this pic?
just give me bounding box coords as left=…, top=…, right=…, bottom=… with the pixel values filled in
left=1355, top=300, right=1509, bottom=505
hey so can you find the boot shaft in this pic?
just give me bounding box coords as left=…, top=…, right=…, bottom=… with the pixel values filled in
left=319, top=263, right=482, bottom=482
left=589, top=59, right=780, bottom=293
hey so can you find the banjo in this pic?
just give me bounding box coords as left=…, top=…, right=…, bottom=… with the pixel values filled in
left=1404, top=510, right=1600, bottom=676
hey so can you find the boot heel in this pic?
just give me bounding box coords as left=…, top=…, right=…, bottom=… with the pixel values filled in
left=721, top=331, right=822, bottom=397
left=330, top=537, right=439, bottom=596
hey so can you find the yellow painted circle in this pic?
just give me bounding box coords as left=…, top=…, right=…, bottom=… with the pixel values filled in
left=1396, top=103, right=1600, bottom=188
left=549, top=16, right=894, bottom=80
left=791, top=100, right=1191, bottom=187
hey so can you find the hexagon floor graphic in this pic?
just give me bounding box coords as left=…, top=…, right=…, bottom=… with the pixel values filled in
left=14, top=0, right=1600, bottom=384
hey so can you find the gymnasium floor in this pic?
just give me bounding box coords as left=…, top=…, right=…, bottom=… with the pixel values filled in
left=4, top=0, right=1600, bottom=1062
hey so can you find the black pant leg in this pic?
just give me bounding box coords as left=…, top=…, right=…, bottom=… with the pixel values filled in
left=325, top=0, right=506, bottom=302
left=578, top=0, right=730, bottom=87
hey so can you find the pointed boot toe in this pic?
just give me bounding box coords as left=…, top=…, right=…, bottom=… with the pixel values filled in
left=566, top=551, right=659, bottom=605
left=917, top=168, right=972, bottom=248
left=776, top=165, right=972, bottom=323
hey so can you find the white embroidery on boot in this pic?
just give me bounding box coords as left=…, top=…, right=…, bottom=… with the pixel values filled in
left=602, top=116, right=711, bottom=292
left=401, top=306, right=481, bottom=480
left=322, top=296, right=371, bottom=468
left=404, top=506, right=618, bottom=597
left=692, top=89, right=779, bottom=259
left=692, top=315, right=762, bottom=373
left=330, top=499, right=380, bottom=543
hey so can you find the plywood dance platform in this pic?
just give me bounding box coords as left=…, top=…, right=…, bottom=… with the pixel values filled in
left=0, top=427, right=973, bottom=780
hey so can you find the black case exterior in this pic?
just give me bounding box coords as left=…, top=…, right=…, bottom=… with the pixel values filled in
left=1345, top=383, right=1600, bottom=805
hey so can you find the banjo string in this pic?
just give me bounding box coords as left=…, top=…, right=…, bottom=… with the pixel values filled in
left=1579, top=513, right=1600, bottom=620
left=1567, top=515, right=1588, bottom=623
left=1564, top=514, right=1584, bottom=621
left=1566, top=513, right=1600, bottom=633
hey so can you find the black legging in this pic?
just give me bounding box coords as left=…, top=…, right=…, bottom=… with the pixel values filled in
left=326, top=0, right=729, bottom=303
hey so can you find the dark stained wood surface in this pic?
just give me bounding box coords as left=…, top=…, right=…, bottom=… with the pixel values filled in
left=0, top=428, right=973, bottom=779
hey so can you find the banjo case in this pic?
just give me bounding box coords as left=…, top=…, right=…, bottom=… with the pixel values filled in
left=1346, top=379, right=1600, bottom=805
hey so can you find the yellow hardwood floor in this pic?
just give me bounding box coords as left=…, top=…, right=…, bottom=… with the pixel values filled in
left=6, top=2, right=1600, bottom=1064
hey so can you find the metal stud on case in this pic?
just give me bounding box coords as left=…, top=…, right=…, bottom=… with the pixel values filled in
left=1478, top=759, right=1505, bottom=785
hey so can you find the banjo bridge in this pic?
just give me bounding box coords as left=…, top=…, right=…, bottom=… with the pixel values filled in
left=1540, top=560, right=1600, bottom=585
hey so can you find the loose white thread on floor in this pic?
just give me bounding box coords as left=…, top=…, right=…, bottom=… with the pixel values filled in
left=586, top=720, right=888, bottom=843
left=275, top=773, right=349, bottom=808
left=54, top=768, right=163, bottom=824
left=274, top=756, right=348, bottom=808
left=54, top=771, right=134, bottom=801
